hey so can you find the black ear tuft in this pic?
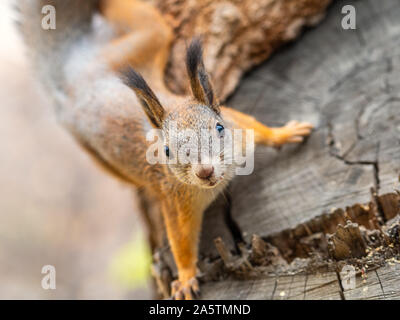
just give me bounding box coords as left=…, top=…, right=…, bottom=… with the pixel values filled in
left=186, top=38, right=203, bottom=83
left=120, top=67, right=165, bottom=128
left=121, top=67, right=152, bottom=97
left=186, top=38, right=219, bottom=114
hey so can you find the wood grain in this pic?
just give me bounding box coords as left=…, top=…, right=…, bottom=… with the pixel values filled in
left=198, top=0, right=400, bottom=300
left=149, top=0, right=400, bottom=299
left=341, top=264, right=400, bottom=300
left=153, top=0, right=332, bottom=100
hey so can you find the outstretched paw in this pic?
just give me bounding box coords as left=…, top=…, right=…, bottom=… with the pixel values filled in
left=171, top=277, right=200, bottom=300
left=273, top=120, right=313, bottom=147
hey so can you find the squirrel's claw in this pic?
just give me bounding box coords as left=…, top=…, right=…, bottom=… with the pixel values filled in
left=272, top=120, right=313, bottom=147
left=171, top=277, right=200, bottom=300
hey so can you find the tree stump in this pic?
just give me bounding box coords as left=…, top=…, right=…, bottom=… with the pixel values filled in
left=147, top=0, right=400, bottom=299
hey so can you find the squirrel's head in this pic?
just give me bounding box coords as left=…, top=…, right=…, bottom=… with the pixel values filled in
left=122, top=39, right=236, bottom=189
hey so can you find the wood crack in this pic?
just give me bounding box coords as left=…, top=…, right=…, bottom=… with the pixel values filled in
left=335, top=271, right=346, bottom=300
left=375, top=269, right=386, bottom=299
left=208, top=191, right=400, bottom=282
left=327, top=120, right=381, bottom=193
left=223, top=188, right=244, bottom=253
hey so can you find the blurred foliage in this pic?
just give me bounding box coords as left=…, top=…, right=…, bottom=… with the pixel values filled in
left=109, top=233, right=151, bottom=289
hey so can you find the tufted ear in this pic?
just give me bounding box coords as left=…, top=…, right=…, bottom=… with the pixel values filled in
left=121, top=67, right=165, bottom=128
left=186, top=38, right=220, bottom=114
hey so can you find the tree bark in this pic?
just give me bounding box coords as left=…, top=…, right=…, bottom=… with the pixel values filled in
left=152, top=0, right=332, bottom=100
left=146, top=0, right=400, bottom=299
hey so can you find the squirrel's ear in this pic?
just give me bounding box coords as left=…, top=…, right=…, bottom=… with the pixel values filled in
left=186, top=38, right=220, bottom=114
left=121, top=67, right=165, bottom=128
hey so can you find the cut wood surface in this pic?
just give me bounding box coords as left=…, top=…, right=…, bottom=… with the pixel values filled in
left=201, top=272, right=343, bottom=300
left=148, top=0, right=400, bottom=299
left=227, top=0, right=400, bottom=240
left=342, top=264, right=400, bottom=300
left=201, top=263, right=400, bottom=300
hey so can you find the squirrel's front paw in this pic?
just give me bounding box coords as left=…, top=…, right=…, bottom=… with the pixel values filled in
left=171, top=277, right=200, bottom=300
left=273, top=120, right=313, bottom=147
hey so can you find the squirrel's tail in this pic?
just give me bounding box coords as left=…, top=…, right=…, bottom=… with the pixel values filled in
left=16, top=0, right=99, bottom=89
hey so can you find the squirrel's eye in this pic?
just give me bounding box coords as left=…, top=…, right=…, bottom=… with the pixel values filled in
left=216, top=123, right=224, bottom=136
left=164, top=146, right=170, bottom=157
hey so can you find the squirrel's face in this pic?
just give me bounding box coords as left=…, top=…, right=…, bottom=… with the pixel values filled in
left=162, top=104, right=236, bottom=189
left=122, top=38, right=236, bottom=188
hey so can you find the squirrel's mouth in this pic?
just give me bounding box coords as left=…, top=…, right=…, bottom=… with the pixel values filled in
left=200, top=181, right=218, bottom=189
left=197, top=175, right=224, bottom=189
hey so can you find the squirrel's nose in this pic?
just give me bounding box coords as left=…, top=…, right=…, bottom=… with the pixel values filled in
left=195, top=165, right=214, bottom=180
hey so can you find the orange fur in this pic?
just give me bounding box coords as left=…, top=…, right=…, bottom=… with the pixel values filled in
left=98, top=0, right=313, bottom=300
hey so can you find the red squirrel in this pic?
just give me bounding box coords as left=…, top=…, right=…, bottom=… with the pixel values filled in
left=18, top=0, right=313, bottom=299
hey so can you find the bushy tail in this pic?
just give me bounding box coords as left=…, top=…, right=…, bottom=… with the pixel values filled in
left=16, top=0, right=99, bottom=88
